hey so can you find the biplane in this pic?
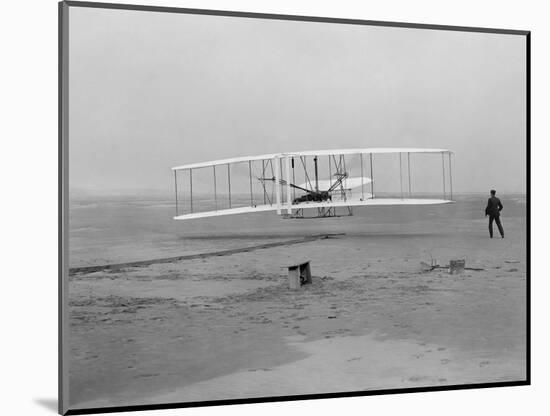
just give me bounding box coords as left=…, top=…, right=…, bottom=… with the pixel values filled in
left=172, top=148, right=454, bottom=220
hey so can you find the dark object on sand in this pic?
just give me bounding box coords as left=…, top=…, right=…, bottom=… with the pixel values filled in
left=449, top=259, right=466, bottom=274
left=287, top=261, right=312, bottom=289
left=420, top=259, right=484, bottom=273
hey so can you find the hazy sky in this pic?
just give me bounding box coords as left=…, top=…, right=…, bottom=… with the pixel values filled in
left=68, top=7, right=526, bottom=194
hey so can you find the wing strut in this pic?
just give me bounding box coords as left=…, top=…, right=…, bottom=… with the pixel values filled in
left=300, top=156, right=313, bottom=191
left=190, top=169, right=193, bottom=213
left=248, top=160, right=253, bottom=206
left=269, top=159, right=275, bottom=203
left=275, top=157, right=281, bottom=213
left=449, top=153, right=453, bottom=200
left=370, top=153, right=375, bottom=198
left=279, top=158, right=284, bottom=205
left=399, top=153, right=404, bottom=200
left=360, top=153, right=364, bottom=200
left=314, top=156, right=319, bottom=192
left=291, top=157, right=296, bottom=201
left=441, top=152, right=446, bottom=200
left=328, top=156, right=333, bottom=189
left=285, top=156, right=292, bottom=213
left=407, top=152, right=412, bottom=197
left=326, top=173, right=348, bottom=193
left=261, top=160, right=266, bottom=205
left=227, top=164, right=231, bottom=209
left=174, top=170, right=178, bottom=216
left=213, top=165, right=218, bottom=210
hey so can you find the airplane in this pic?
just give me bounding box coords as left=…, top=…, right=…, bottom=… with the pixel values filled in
left=171, top=148, right=454, bottom=220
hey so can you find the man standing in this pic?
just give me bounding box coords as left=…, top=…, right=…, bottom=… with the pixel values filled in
left=485, top=189, right=504, bottom=238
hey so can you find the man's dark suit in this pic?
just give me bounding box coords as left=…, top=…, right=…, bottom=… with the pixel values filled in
left=485, top=196, right=504, bottom=238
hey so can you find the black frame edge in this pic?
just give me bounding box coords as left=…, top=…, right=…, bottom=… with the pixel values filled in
left=59, top=1, right=70, bottom=414
left=63, top=0, right=529, bottom=36
left=66, top=381, right=530, bottom=415
left=525, top=31, right=531, bottom=385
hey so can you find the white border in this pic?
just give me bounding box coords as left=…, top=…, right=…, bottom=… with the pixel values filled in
left=2, top=1, right=544, bottom=415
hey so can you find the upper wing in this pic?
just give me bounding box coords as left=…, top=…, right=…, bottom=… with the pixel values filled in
left=171, top=148, right=452, bottom=171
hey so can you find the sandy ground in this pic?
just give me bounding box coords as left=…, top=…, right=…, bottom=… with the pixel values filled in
left=68, top=211, right=527, bottom=410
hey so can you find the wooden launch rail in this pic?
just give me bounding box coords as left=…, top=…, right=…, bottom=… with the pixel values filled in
left=69, top=233, right=345, bottom=275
